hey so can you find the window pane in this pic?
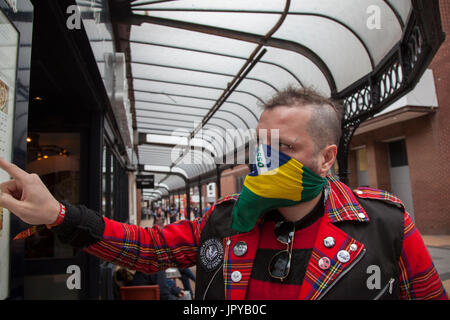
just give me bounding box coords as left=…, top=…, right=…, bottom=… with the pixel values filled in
left=25, top=132, right=80, bottom=259
left=389, top=140, right=408, bottom=167
left=356, top=148, right=368, bottom=172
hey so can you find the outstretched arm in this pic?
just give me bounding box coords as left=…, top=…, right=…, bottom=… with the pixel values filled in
left=0, top=157, right=211, bottom=273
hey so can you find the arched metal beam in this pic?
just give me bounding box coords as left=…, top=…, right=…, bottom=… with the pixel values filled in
left=139, top=142, right=217, bottom=172
left=136, top=106, right=249, bottom=153
left=138, top=149, right=208, bottom=177
left=134, top=100, right=252, bottom=142
left=138, top=132, right=218, bottom=158
left=131, top=0, right=176, bottom=6
left=140, top=167, right=189, bottom=182
left=131, top=75, right=265, bottom=104
left=130, top=60, right=279, bottom=93
left=133, top=90, right=259, bottom=123
left=382, top=0, right=405, bottom=31
left=155, top=183, right=170, bottom=193
left=139, top=148, right=213, bottom=178
left=143, top=189, right=163, bottom=195
left=137, top=122, right=231, bottom=157
left=128, top=10, right=375, bottom=69
left=132, top=77, right=263, bottom=116
left=128, top=14, right=337, bottom=94
left=135, top=102, right=250, bottom=130
left=137, top=117, right=245, bottom=150
left=126, top=39, right=304, bottom=86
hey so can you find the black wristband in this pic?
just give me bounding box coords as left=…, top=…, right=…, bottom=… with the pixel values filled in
left=54, top=201, right=105, bottom=248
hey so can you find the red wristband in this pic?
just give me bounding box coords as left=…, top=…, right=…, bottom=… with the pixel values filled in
left=12, top=203, right=66, bottom=240
left=46, top=203, right=66, bottom=229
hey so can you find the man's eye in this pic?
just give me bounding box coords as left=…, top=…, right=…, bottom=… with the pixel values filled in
left=279, top=143, right=293, bottom=150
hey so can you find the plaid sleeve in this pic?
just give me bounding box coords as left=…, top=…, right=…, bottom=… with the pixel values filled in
left=398, top=212, right=448, bottom=300
left=83, top=206, right=215, bottom=273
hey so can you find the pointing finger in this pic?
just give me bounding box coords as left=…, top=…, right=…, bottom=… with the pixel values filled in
left=0, top=189, right=23, bottom=217
left=0, top=179, right=22, bottom=200
left=0, top=157, right=27, bottom=181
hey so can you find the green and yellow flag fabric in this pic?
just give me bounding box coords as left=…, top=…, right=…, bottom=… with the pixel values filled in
left=231, top=144, right=328, bottom=232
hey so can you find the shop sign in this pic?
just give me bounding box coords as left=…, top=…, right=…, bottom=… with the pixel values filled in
left=137, top=175, right=155, bottom=189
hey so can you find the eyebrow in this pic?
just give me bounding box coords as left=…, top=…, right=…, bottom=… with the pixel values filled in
left=255, top=135, right=296, bottom=146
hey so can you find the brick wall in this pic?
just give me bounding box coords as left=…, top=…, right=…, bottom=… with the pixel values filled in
left=347, top=1, right=450, bottom=234
left=423, top=0, right=450, bottom=233
left=220, top=165, right=249, bottom=197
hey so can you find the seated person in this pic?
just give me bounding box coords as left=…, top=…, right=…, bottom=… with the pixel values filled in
left=114, top=267, right=185, bottom=300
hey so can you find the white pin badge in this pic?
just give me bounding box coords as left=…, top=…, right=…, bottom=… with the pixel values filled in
left=318, top=257, right=331, bottom=270
left=231, top=271, right=242, bottom=282
left=337, top=250, right=351, bottom=263
left=233, top=241, right=248, bottom=257
left=323, top=237, right=335, bottom=248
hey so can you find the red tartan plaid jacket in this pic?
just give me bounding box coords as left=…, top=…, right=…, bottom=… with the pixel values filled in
left=83, top=177, right=448, bottom=300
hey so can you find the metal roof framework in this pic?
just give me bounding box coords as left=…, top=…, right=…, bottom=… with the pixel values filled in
left=105, top=0, right=444, bottom=206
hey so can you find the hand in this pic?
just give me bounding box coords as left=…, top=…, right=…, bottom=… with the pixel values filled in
left=0, top=157, right=60, bottom=225
left=178, top=290, right=185, bottom=298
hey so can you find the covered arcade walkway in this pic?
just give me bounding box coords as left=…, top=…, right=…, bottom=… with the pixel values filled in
left=97, top=0, right=444, bottom=217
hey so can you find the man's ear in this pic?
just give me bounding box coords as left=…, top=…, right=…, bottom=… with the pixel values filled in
left=318, top=144, right=337, bottom=177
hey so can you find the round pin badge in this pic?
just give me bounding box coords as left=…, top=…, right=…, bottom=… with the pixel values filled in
left=337, top=250, right=351, bottom=263
left=323, top=237, right=335, bottom=248
left=231, top=271, right=242, bottom=282
left=318, top=257, right=331, bottom=270
left=233, top=241, right=248, bottom=257
left=199, top=238, right=224, bottom=271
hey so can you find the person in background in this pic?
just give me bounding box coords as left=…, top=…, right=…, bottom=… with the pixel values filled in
left=203, top=202, right=212, bottom=215
left=153, top=206, right=165, bottom=228
left=113, top=267, right=134, bottom=299
left=131, top=270, right=186, bottom=300
left=169, top=205, right=177, bottom=224
left=164, top=206, right=170, bottom=224
left=179, top=268, right=196, bottom=298
left=193, top=206, right=199, bottom=219
left=114, top=267, right=186, bottom=300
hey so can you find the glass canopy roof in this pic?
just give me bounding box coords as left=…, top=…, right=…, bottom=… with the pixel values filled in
left=128, top=0, right=412, bottom=193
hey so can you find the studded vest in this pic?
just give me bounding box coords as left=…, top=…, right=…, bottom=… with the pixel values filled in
left=194, top=193, right=404, bottom=300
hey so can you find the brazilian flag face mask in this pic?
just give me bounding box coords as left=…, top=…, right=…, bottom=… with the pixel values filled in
left=231, top=144, right=328, bottom=232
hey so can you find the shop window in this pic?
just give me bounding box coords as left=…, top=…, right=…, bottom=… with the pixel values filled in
left=25, top=132, right=79, bottom=259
